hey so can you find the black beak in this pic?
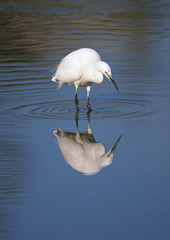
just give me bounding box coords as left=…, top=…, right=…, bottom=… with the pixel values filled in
left=107, top=134, right=122, bottom=157
left=109, top=75, right=121, bottom=94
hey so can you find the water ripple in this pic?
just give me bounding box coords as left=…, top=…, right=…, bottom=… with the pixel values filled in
left=13, top=99, right=153, bottom=120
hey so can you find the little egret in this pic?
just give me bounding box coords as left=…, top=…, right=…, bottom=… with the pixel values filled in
left=52, top=48, right=120, bottom=110
left=54, top=112, right=122, bottom=175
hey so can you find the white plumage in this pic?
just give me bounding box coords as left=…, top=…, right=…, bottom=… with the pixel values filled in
left=54, top=120, right=122, bottom=175
left=52, top=48, right=120, bottom=110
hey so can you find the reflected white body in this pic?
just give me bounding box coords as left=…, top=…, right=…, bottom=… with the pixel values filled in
left=54, top=117, right=121, bottom=175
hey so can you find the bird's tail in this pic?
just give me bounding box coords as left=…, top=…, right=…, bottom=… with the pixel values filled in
left=52, top=76, right=57, bottom=82
left=52, top=75, right=63, bottom=89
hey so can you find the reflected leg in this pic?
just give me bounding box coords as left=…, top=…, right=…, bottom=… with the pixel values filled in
left=75, top=110, right=80, bottom=138
left=86, top=85, right=92, bottom=111
left=87, top=110, right=92, bottom=135
left=75, top=110, right=79, bottom=128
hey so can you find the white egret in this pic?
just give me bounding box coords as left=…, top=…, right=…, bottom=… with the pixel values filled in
left=54, top=112, right=122, bottom=175
left=52, top=48, right=120, bottom=110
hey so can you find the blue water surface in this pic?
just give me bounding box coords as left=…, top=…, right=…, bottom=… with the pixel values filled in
left=0, top=1, right=170, bottom=240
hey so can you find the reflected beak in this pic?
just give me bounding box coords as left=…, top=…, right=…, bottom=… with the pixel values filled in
left=105, top=72, right=120, bottom=94
left=107, top=134, right=122, bottom=157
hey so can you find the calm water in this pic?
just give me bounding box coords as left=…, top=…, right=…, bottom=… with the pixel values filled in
left=0, top=1, right=170, bottom=239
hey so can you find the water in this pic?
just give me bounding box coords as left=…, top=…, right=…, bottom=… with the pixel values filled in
left=0, top=1, right=170, bottom=239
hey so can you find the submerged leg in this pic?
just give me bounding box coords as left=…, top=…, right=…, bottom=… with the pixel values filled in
left=74, top=85, right=79, bottom=111
left=86, top=85, right=92, bottom=111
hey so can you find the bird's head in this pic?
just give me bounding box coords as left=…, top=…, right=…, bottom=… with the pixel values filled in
left=97, top=61, right=120, bottom=94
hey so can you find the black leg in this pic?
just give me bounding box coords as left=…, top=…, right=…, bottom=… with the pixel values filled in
left=87, top=108, right=91, bottom=120
left=87, top=97, right=92, bottom=112
left=75, top=110, right=79, bottom=128
left=75, top=93, right=79, bottom=112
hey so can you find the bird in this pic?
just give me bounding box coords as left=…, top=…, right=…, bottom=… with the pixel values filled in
left=54, top=112, right=122, bottom=175
left=52, top=48, right=120, bottom=111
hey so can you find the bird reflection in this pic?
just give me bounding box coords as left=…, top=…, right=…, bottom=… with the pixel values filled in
left=54, top=111, right=122, bottom=175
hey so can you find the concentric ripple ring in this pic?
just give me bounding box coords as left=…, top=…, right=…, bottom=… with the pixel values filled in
left=13, top=99, right=154, bottom=120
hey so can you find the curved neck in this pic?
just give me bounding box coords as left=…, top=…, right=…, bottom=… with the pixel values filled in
left=95, top=61, right=106, bottom=73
